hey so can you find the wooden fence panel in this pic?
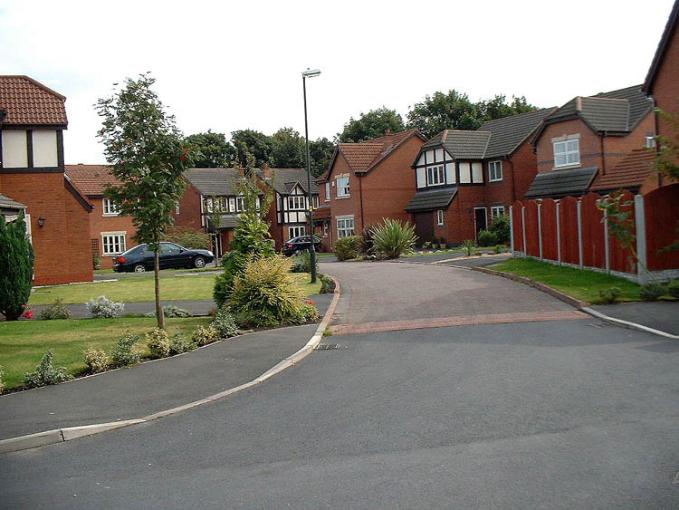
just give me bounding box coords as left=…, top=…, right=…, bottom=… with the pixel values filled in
left=524, top=201, right=539, bottom=257
left=580, top=193, right=605, bottom=269
left=608, top=191, right=636, bottom=273
left=512, top=201, right=524, bottom=253
left=559, top=196, right=580, bottom=265
left=540, top=199, right=558, bottom=261
left=644, top=183, right=679, bottom=271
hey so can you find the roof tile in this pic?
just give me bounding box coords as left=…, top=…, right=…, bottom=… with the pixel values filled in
left=0, top=76, right=67, bottom=126
left=591, top=149, right=656, bottom=192
left=64, top=165, right=119, bottom=196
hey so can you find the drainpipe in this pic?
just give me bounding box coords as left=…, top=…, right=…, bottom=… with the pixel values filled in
left=599, top=133, right=606, bottom=175
left=358, top=173, right=365, bottom=231
left=508, top=156, right=517, bottom=202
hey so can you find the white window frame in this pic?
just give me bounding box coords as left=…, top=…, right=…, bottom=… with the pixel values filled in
left=437, top=209, right=444, bottom=226
left=325, top=182, right=331, bottom=201
left=490, top=206, right=505, bottom=220
left=288, top=225, right=306, bottom=240
left=488, top=161, right=503, bottom=182
left=553, top=138, right=580, bottom=168
left=287, top=195, right=305, bottom=211
left=312, top=195, right=319, bottom=209
left=336, top=215, right=355, bottom=238
left=101, top=232, right=126, bottom=255
left=426, top=165, right=445, bottom=186
left=102, top=198, right=120, bottom=216
left=235, top=196, right=245, bottom=212
left=336, top=176, right=350, bottom=198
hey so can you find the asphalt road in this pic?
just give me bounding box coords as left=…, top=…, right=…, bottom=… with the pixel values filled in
left=2, top=262, right=678, bottom=509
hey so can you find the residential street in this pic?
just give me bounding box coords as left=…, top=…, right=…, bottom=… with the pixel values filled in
left=1, top=261, right=678, bottom=509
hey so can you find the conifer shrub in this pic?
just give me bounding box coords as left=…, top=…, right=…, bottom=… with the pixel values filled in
left=0, top=213, right=34, bottom=321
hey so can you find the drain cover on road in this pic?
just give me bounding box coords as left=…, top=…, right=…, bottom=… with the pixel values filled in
left=315, top=344, right=340, bottom=351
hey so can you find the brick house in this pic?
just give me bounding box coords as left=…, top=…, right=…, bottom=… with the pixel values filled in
left=405, top=109, right=555, bottom=244
left=526, top=85, right=655, bottom=199
left=0, top=76, right=92, bottom=285
left=64, top=164, right=137, bottom=269
left=177, top=167, right=318, bottom=256
left=316, top=129, right=426, bottom=248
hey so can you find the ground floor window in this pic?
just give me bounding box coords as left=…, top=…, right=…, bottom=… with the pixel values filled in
left=337, top=216, right=355, bottom=238
left=490, top=205, right=505, bottom=220
left=288, top=225, right=306, bottom=239
left=437, top=209, right=445, bottom=226
left=102, top=232, right=126, bottom=255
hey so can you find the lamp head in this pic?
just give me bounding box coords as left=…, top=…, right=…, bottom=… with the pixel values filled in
left=302, top=68, right=321, bottom=78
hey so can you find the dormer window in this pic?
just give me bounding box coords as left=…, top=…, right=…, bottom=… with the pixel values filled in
left=554, top=138, right=580, bottom=168
left=427, top=165, right=445, bottom=186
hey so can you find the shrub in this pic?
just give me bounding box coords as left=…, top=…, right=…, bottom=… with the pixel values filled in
left=290, top=250, right=317, bottom=274
left=334, top=236, right=362, bottom=261
left=640, top=283, right=665, bottom=302
left=461, top=239, right=476, bottom=256
left=213, top=307, right=239, bottom=338
left=667, top=279, right=679, bottom=299
left=371, top=219, right=417, bottom=259
left=0, top=212, right=34, bottom=321
left=110, top=333, right=141, bottom=367
left=24, top=351, right=72, bottom=388
left=319, top=274, right=336, bottom=294
left=84, top=348, right=109, bottom=374
left=92, top=253, right=101, bottom=270
left=598, top=287, right=622, bottom=304
left=40, top=298, right=71, bottom=320
left=164, top=226, right=211, bottom=250
left=422, top=241, right=432, bottom=250
left=477, top=230, right=498, bottom=247
left=192, top=324, right=220, bottom=346
left=489, top=214, right=510, bottom=244
left=229, top=256, right=309, bottom=328
left=162, top=305, right=191, bottom=318
left=169, top=335, right=193, bottom=355
left=86, top=296, right=124, bottom=318
left=145, top=328, right=171, bottom=358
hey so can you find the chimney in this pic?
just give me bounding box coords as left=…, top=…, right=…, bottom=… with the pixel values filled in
left=238, top=164, right=245, bottom=177
left=575, top=96, right=583, bottom=112
left=262, top=163, right=272, bottom=180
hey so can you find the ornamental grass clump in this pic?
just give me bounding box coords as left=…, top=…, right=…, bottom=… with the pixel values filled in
left=371, top=219, right=417, bottom=259
left=24, top=351, right=72, bottom=388
left=229, top=256, right=313, bottom=328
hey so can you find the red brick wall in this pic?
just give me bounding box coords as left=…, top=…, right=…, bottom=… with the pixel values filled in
left=174, top=183, right=203, bottom=231
left=88, top=197, right=137, bottom=269
left=0, top=172, right=92, bottom=285
left=651, top=24, right=679, bottom=139
left=328, top=152, right=360, bottom=237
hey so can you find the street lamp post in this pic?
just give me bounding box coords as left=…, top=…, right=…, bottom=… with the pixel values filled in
left=302, top=68, right=320, bottom=283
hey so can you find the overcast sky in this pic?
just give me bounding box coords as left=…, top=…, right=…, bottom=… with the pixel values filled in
left=0, top=0, right=673, bottom=164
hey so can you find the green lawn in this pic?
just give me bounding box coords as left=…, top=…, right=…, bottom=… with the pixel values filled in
left=30, top=272, right=321, bottom=305
left=0, top=317, right=211, bottom=391
left=490, top=258, right=642, bottom=304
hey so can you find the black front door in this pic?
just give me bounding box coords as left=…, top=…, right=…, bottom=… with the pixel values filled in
left=474, top=207, right=487, bottom=237
left=413, top=212, right=435, bottom=244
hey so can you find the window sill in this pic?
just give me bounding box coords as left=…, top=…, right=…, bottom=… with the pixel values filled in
left=335, top=195, right=351, bottom=200
left=102, top=213, right=120, bottom=217
left=553, top=164, right=581, bottom=171
left=488, top=178, right=503, bottom=183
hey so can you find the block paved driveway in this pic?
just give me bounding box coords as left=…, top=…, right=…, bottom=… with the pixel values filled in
left=1, top=261, right=678, bottom=509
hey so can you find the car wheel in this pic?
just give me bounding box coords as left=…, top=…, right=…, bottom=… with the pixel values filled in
left=194, top=256, right=206, bottom=269
left=134, top=264, right=146, bottom=273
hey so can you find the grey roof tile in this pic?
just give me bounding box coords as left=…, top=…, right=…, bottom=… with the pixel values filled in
left=265, top=168, right=319, bottom=195
left=183, top=168, right=244, bottom=196
left=405, top=187, right=458, bottom=212
left=524, top=167, right=598, bottom=199
left=0, top=193, right=27, bottom=210
left=479, top=108, right=557, bottom=158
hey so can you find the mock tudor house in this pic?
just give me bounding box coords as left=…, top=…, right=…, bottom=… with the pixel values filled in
left=64, top=164, right=137, bottom=269
left=0, top=75, right=92, bottom=285
left=405, top=109, right=555, bottom=244
left=316, top=129, right=426, bottom=248
left=177, top=167, right=318, bottom=256
left=526, top=86, right=656, bottom=199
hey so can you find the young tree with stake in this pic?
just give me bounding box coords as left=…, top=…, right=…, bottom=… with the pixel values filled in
left=96, top=74, right=191, bottom=329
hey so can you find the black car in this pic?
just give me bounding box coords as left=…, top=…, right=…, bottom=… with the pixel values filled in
left=113, top=242, right=215, bottom=272
left=283, top=235, right=322, bottom=256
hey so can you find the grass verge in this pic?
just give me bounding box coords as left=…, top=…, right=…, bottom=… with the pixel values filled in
left=489, top=258, right=642, bottom=304
left=0, top=317, right=211, bottom=391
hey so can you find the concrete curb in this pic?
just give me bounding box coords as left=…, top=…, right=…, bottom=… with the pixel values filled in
left=467, top=265, right=678, bottom=340
left=0, top=278, right=341, bottom=454
left=431, top=253, right=511, bottom=265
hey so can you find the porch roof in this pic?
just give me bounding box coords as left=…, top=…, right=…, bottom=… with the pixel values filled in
left=405, top=187, right=457, bottom=212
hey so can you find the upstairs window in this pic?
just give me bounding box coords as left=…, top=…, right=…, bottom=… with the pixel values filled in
left=554, top=139, right=580, bottom=168
left=488, top=161, right=503, bottom=182
left=325, top=182, right=331, bottom=201
left=103, top=198, right=120, bottom=216
left=426, top=165, right=445, bottom=186
left=312, top=195, right=319, bottom=209
left=235, top=196, right=245, bottom=212
left=336, top=176, right=350, bottom=197
left=287, top=195, right=305, bottom=210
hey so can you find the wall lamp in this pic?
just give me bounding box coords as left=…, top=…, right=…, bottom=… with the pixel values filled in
left=37, top=216, right=45, bottom=228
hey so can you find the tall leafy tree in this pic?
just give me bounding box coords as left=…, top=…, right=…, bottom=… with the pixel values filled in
left=309, top=137, right=335, bottom=177
left=269, top=127, right=306, bottom=168
left=477, top=95, right=537, bottom=123
left=338, top=107, right=405, bottom=142
left=185, top=130, right=236, bottom=168
left=231, top=129, right=272, bottom=168
left=0, top=212, right=33, bottom=320
left=96, top=73, right=191, bottom=329
left=406, top=90, right=479, bottom=138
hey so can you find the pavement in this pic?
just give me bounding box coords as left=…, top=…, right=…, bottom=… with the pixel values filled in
left=1, top=262, right=678, bottom=508
left=592, top=301, right=679, bottom=336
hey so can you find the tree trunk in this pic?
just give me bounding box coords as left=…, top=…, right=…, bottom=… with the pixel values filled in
left=155, top=248, right=164, bottom=329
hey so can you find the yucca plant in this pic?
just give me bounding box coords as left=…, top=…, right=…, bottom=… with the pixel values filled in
left=370, top=219, right=418, bottom=259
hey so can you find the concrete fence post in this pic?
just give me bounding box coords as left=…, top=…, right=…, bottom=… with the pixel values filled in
left=509, top=205, right=514, bottom=255
left=556, top=200, right=562, bottom=265
left=603, top=208, right=610, bottom=273
left=634, top=194, right=647, bottom=284
left=577, top=199, right=583, bottom=268
left=521, top=206, right=527, bottom=256
left=537, top=202, right=543, bottom=260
